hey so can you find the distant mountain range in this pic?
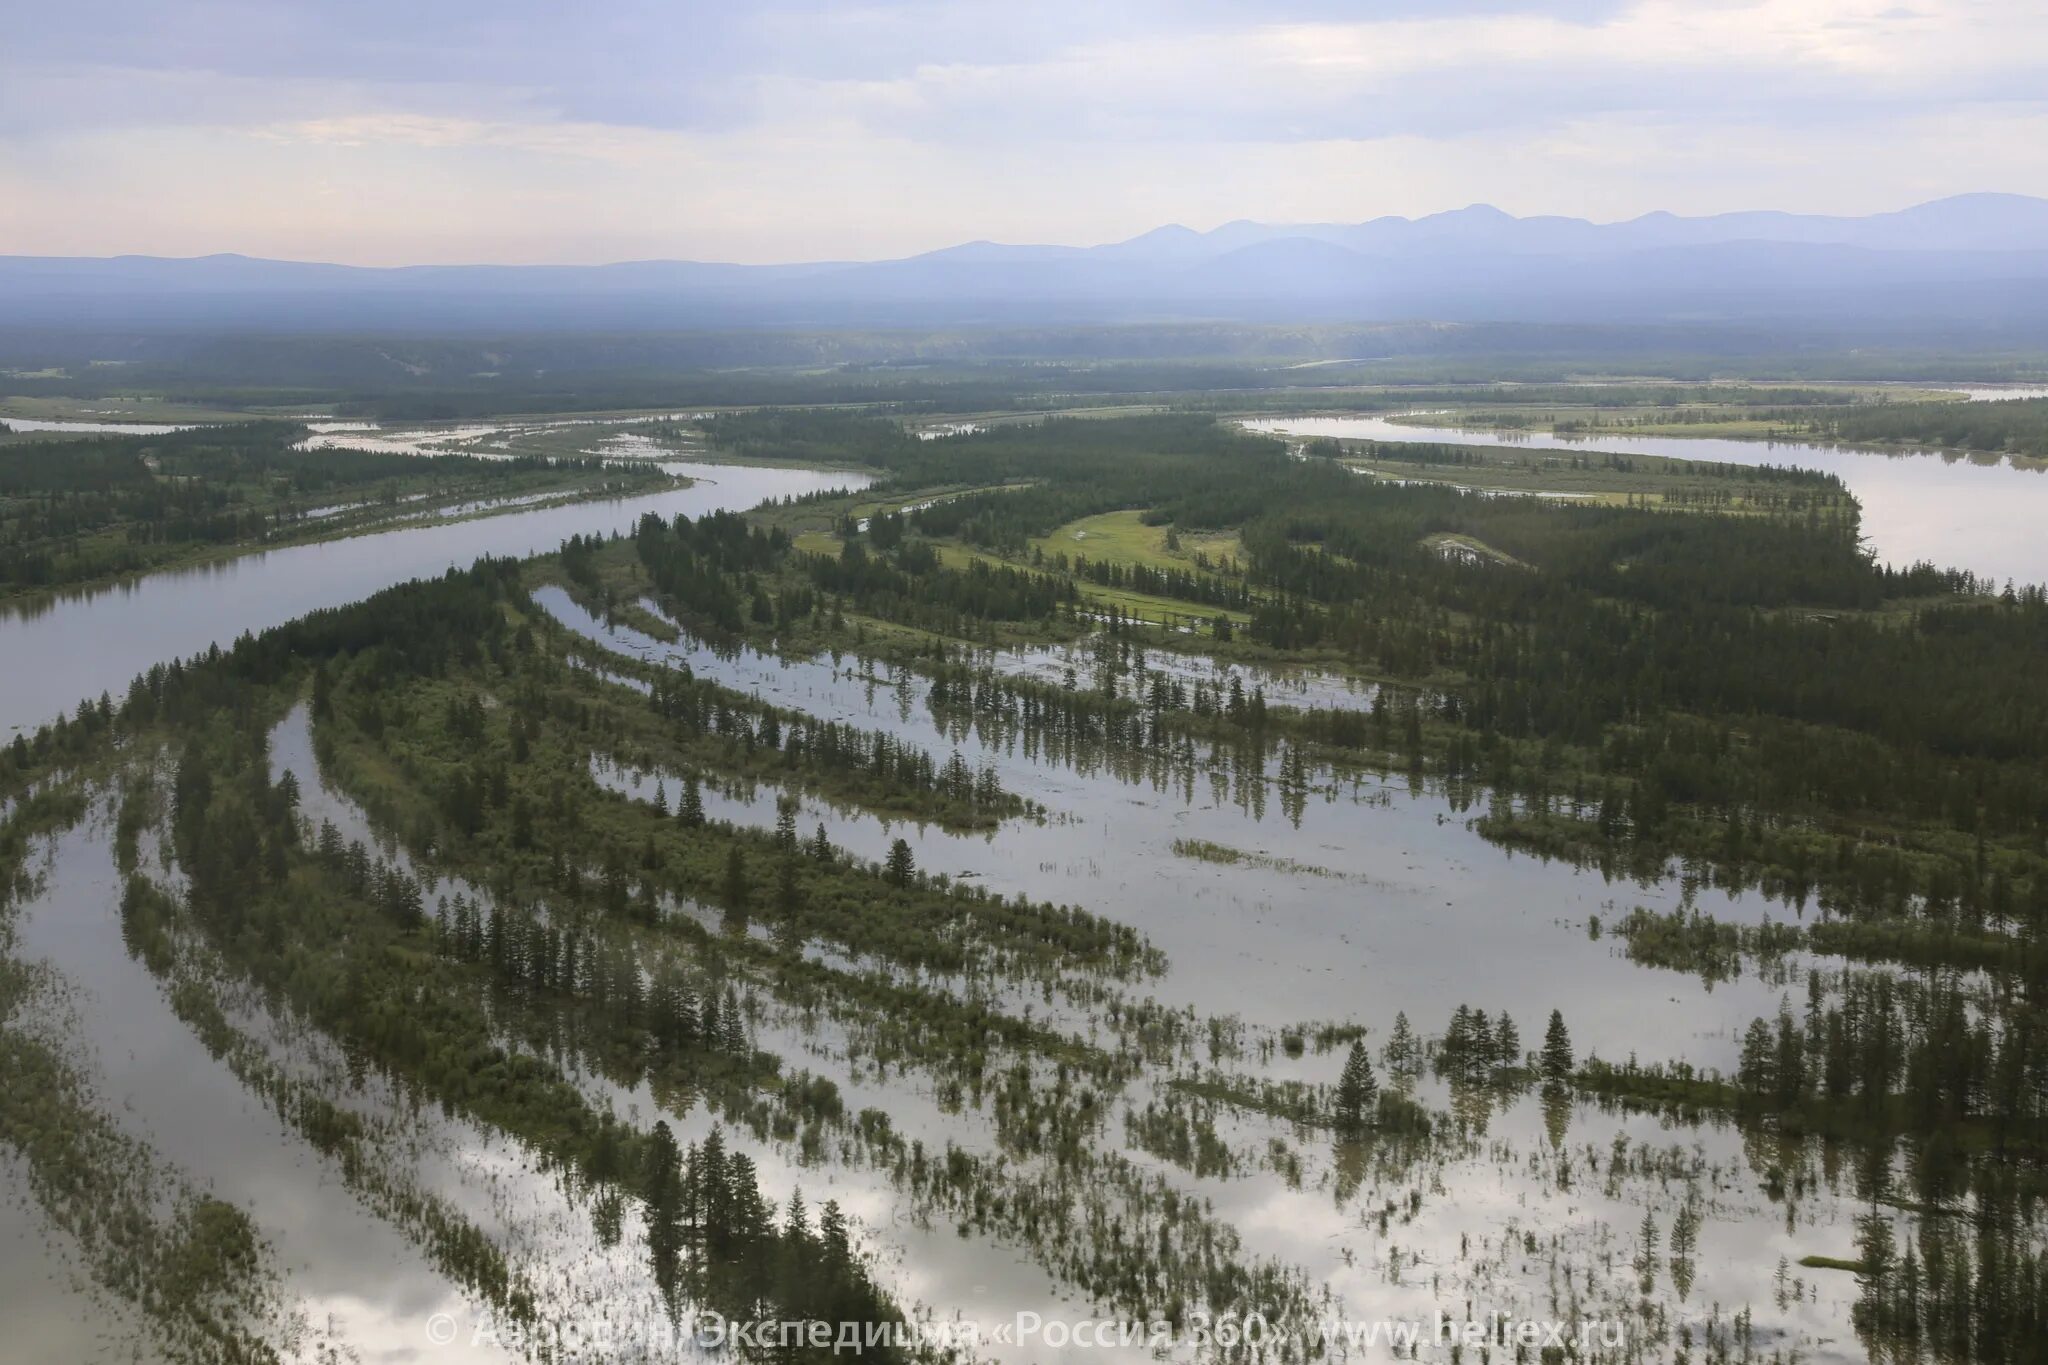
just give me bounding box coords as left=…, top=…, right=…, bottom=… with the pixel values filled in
left=6, top=194, right=2048, bottom=332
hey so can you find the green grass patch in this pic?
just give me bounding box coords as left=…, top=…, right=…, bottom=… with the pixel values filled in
left=1029, top=509, right=1244, bottom=575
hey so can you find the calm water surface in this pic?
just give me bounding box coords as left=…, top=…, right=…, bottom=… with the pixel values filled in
left=0, top=462, right=866, bottom=732
left=1241, top=414, right=2048, bottom=585
left=0, top=423, right=1996, bottom=1361
left=2, top=417, right=201, bottom=434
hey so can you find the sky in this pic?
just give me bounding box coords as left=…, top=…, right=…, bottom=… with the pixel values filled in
left=3, top=0, right=2046, bottom=265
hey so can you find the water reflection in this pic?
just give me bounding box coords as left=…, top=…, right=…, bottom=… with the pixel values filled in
left=539, top=586, right=1798, bottom=1071
left=0, top=462, right=868, bottom=733
left=1241, top=414, right=2048, bottom=585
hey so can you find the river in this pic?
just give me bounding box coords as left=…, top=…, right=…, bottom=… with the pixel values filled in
left=0, top=461, right=867, bottom=733
left=1240, top=414, right=2048, bottom=585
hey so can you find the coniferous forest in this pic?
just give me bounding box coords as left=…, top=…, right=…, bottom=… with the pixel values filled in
left=7, top=388, right=2048, bottom=1365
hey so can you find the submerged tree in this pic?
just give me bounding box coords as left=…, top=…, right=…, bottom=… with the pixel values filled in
left=884, top=838, right=916, bottom=888
left=642, top=1120, right=685, bottom=1308
left=1383, top=1011, right=1421, bottom=1078
left=678, top=774, right=705, bottom=829
left=1542, top=1010, right=1574, bottom=1089
left=1335, top=1041, right=1378, bottom=1130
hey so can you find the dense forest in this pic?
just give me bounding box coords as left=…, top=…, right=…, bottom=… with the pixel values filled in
left=6, top=318, right=2046, bottom=420
left=0, top=421, right=665, bottom=594
left=689, top=414, right=2048, bottom=931
left=1812, top=396, right=2048, bottom=457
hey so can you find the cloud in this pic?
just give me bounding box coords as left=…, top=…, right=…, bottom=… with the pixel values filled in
left=1, top=0, right=2044, bottom=262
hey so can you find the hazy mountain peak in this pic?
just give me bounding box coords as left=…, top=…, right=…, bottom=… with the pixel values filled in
left=4, top=194, right=2045, bottom=330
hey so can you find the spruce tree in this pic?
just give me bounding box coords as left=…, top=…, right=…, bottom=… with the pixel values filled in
left=722, top=845, right=750, bottom=911
left=1542, top=1009, right=1574, bottom=1088
left=775, top=853, right=802, bottom=917
left=1495, top=1012, right=1521, bottom=1068
left=1335, top=1041, right=1378, bottom=1129
left=1384, top=1011, right=1418, bottom=1076
left=885, top=838, right=916, bottom=887
left=642, top=1120, right=685, bottom=1300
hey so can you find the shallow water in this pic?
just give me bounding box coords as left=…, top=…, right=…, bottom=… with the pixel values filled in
left=508, top=592, right=1875, bottom=1361
left=293, top=413, right=715, bottom=459
left=7, top=811, right=519, bottom=1363
left=0, top=433, right=1923, bottom=1360
left=543, top=587, right=1802, bottom=1071
left=1241, top=414, right=2048, bottom=585
left=0, top=579, right=1880, bottom=1363
left=0, top=1156, right=164, bottom=1363
left=275, top=691, right=1859, bottom=1362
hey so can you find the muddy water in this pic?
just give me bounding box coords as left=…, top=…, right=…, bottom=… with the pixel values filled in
left=1241, top=414, right=2048, bottom=585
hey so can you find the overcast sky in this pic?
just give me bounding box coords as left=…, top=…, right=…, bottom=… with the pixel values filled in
left=3, top=0, right=2045, bottom=264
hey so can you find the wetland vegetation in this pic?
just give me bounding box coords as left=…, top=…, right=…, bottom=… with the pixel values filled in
left=6, top=369, right=2048, bottom=1364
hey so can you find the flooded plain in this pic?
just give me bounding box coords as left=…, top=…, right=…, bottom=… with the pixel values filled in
left=0, top=416, right=2020, bottom=1361
left=511, top=588, right=1879, bottom=1362
left=1241, top=414, right=2048, bottom=585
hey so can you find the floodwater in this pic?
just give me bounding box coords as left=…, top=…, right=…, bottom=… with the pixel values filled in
left=0, top=461, right=868, bottom=733
left=9, top=814, right=517, bottom=1363
left=541, top=588, right=1795, bottom=1068
left=1241, top=414, right=2048, bottom=585
left=2, top=641, right=1874, bottom=1362
left=1, top=419, right=2003, bottom=1360
left=505, top=586, right=1869, bottom=1361
left=293, top=414, right=717, bottom=458
left=1940, top=385, right=2048, bottom=401
left=1, top=417, right=201, bottom=434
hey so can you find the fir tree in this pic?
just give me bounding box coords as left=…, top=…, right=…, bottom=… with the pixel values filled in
left=642, top=1120, right=685, bottom=1303
left=1384, top=1011, right=1419, bottom=1076
left=722, top=846, right=750, bottom=913
left=885, top=838, right=916, bottom=887
left=1495, top=1012, right=1521, bottom=1067
left=1542, top=1009, right=1574, bottom=1089
left=1335, top=1041, right=1378, bottom=1130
